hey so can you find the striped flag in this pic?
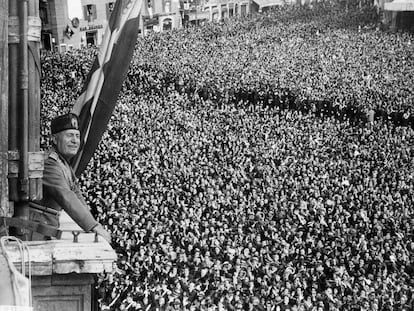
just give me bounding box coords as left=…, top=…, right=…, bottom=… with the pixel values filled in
left=71, top=0, right=143, bottom=177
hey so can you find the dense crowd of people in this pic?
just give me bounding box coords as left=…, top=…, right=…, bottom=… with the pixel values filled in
left=40, top=3, right=414, bottom=311
left=127, top=4, right=414, bottom=126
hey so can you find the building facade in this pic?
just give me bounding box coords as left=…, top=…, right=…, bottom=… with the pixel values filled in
left=39, top=0, right=289, bottom=51
left=40, top=0, right=183, bottom=51
left=383, top=0, right=414, bottom=32
left=143, top=0, right=182, bottom=32
left=203, top=0, right=252, bottom=21
left=40, top=0, right=117, bottom=51
left=40, top=0, right=74, bottom=50
left=202, top=0, right=286, bottom=21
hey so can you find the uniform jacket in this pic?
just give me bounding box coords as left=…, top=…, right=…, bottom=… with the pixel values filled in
left=30, top=149, right=98, bottom=238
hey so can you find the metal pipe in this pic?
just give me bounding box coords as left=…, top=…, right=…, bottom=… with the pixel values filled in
left=19, top=0, right=29, bottom=200
left=8, top=0, right=17, bottom=151
left=8, top=0, right=18, bottom=201
left=11, top=0, right=30, bottom=240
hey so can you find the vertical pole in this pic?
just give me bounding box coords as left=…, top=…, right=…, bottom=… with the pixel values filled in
left=218, top=4, right=221, bottom=21
left=0, top=0, right=9, bottom=219
left=248, top=0, right=251, bottom=17
left=14, top=0, right=30, bottom=240
left=227, top=3, right=229, bottom=20
left=140, top=13, right=145, bottom=37
left=28, top=0, right=41, bottom=201
left=8, top=0, right=18, bottom=202
left=390, top=11, right=397, bottom=32
left=19, top=0, right=29, bottom=200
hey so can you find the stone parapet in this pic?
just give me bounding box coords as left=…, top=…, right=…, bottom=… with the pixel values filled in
left=5, top=216, right=116, bottom=311
left=6, top=235, right=116, bottom=276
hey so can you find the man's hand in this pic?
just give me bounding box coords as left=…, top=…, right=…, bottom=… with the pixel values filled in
left=92, top=224, right=112, bottom=243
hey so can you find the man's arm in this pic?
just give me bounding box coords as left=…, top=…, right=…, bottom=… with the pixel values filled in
left=43, top=160, right=99, bottom=232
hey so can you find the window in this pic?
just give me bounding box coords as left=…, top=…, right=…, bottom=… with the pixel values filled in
left=162, top=18, right=172, bottom=30
left=84, top=4, right=97, bottom=21
left=86, top=31, right=97, bottom=46
left=59, top=44, right=67, bottom=53
left=39, top=2, right=48, bottom=25
left=41, top=32, right=52, bottom=50
left=241, top=4, right=247, bottom=17
left=164, top=0, right=171, bottom=13
left=106, top=2, right=115, bottom=19
left=147, top=0, right=153, bottom=17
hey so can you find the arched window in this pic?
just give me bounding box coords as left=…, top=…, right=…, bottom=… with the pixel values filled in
left=164, top=0, right=171, bottom=13
left=162, top=18, right=172, bottom=31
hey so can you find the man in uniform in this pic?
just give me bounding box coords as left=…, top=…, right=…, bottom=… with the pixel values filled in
left=30, top=113, right=111, bottom=242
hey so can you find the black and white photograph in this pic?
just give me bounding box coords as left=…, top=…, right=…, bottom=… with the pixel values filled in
left=0, top=0, right=413, bottom=310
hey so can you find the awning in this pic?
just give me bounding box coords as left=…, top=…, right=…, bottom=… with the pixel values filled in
left=384, top=0, right=414, bottom=11
left=252, top=0, right=283, bottom=8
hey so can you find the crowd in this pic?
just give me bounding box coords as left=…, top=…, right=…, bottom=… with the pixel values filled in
left=40, top=3, right=414, bottom=311
left=128, top=5, right=413, bottom=121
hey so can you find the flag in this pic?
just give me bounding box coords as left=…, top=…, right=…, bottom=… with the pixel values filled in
left=71, top=0, right=143, bottom=177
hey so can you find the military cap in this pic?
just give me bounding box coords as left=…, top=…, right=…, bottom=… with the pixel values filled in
left=51, top=113, right=80, bottom=134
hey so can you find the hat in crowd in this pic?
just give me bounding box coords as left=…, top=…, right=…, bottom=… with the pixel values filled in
left=51, top=113, right=79, bottom=134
